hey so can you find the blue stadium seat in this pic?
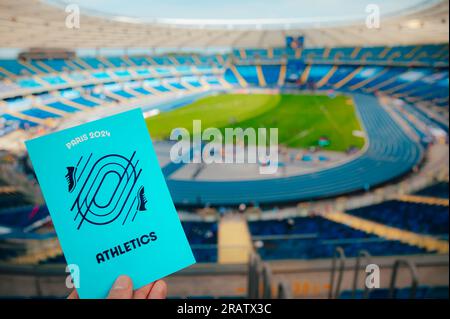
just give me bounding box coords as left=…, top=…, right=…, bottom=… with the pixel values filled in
left=347, top=201, right=449, bottom=236
left=414, top=183, right=449, bottom=199
left=181, top=221, right=218, bottom=263
left=248, top=216, right=428, bottom=260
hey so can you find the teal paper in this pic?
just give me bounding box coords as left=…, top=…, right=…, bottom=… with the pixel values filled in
left=25, top=108, right=196, bottom=298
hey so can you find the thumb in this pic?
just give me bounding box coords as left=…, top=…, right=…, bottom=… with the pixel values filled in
left=107, top=275, right=133, bottom=299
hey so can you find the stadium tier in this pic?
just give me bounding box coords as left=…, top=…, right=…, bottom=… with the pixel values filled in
left=1, top=45, right=448, bottom=206
left=3, top=44, right=446, bottom=80
left=233, top=44, right=449, bottom=65
left=1, top=46, right=448, bottom=129
left=414, top=182, right=449, bottom=199
left=181, top=221, right=218, bottom=263
left=249, top=216, right=428, bottom=260
left=0, top=205, right=50, bottom=234
left=0, top=198, right=446, bottom=262
left=347, top=201, right=449, bottom=238
left=0, top=177, right=32, bottom=209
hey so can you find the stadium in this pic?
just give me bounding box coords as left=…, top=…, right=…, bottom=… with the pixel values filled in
left=0, top=0, right=448, bottom=300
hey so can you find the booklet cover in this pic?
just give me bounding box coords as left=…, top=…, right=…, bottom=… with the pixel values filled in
left=25, top=108, right=196, bottom=298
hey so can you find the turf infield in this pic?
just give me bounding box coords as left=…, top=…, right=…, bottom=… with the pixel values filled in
left=146, top=93, right=365, bottom=151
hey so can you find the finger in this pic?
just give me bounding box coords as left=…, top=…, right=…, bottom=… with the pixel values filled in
left=148, top=280, right=167, bottom=299
left=133, top=282, right=156, bottom=299
left=67, top=289, right=79, bottom=299
left=107, top=275, right=133, bottom=299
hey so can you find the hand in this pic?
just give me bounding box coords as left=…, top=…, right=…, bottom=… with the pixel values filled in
left=67, top=275, right=167, bottom=299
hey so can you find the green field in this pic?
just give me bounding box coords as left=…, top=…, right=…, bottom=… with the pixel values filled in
left=146, top=93, right=366, bottom=151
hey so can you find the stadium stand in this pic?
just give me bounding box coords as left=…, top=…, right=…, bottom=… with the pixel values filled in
left=346, top=201, right=449, bottom=238
left=181, top=221, right=218, bottom=263
left=1, top=43, right=448, bottom=207
left=0, top=205, right=218, bottom=263
left=414, top=182, right=449, bottom=199
left=0, top=205, right=50, bottom=231
left=249, top=216, right=429, bottom=260
left=0, top=177, right=32, bottom=209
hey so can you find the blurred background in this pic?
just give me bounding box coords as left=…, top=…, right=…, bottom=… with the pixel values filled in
left=0, top=0, right=448, bottom=299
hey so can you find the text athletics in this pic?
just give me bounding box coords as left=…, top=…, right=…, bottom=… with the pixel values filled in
left=96, top=231, right=157, bottom=264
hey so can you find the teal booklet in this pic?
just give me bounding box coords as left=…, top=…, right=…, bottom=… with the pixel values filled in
left=25, top=108, right=196, bottom=298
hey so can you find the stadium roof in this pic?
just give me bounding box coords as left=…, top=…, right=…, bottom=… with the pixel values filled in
left=0, top=0, right=448, bottom=50
left=45, top=0, right=441, bottom=28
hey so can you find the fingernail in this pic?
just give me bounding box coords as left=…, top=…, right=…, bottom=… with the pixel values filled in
left=149, top=280, right=167, bottom=299
left=112, top=275, right=131, bottom=290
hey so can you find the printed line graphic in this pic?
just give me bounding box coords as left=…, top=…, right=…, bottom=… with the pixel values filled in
left=67, top=151, right=147, bottom=229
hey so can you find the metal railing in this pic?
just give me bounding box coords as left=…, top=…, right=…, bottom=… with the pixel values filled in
left=277, top=281, right=292, bottom=299
left=261, top=263, right=272, bottom=299
left=352, top=250, right=372, bottom=299
left=247, top=252, right=262, bottom=299
left=328, top=246, right=346, bottom=299
left=389, top=259, right=419, bottom=299
left=247, top=251, right=290, bottom=299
